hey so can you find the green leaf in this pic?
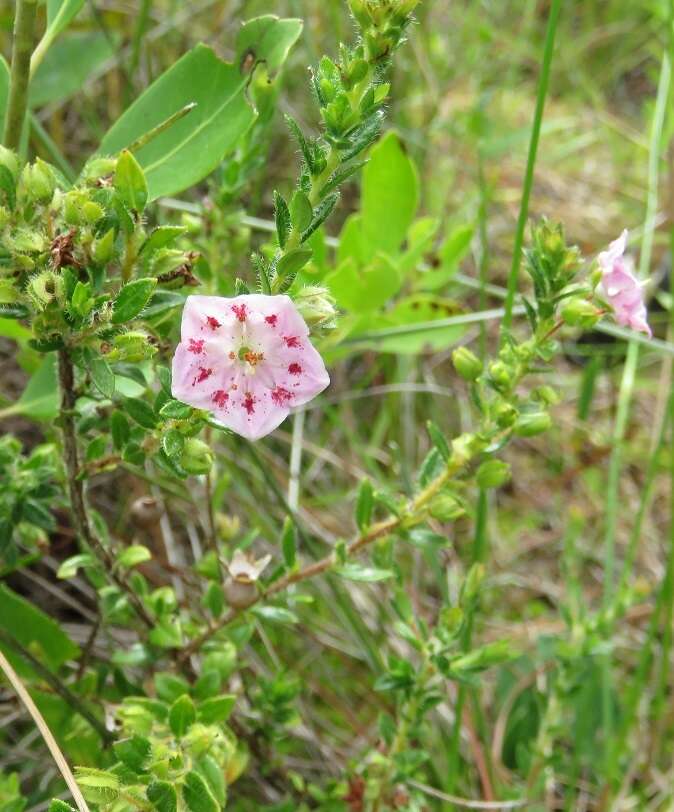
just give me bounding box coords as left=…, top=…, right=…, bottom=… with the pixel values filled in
left=87, top=356, right=115, bottom=399
left=46, top=0, right=86, bottom=40
left=335, top=563, right=394, bottom=582
left=195, top=756, right=226, bottom=807
left=48, top=801, right=76, bottom=812
left=416, top=223, right=474, bottom=291
left=182, top=771, right=219, bottom=812
left=155, top=672, right=191, bottom=703
left=326, top=254, right=402, bottom=313
left=236, top=15, right=303, bottom=76
left=169, top=694, right=196, bottom=738
left=31, top=32, right=115, bottom=107
left=0, top=57, right=8, bottom=143
left=142, top=290, right=186, bottom=319
left=114, top=150, right=149, bottom=213
left=147, top=782, right=177, bottom=812
left=113, top=736, right=151, bottom=772
left=276, top=247, right=313, bottom=279
left=111, top=278, right=157, bottom=324
left=0, top=357, right=59, bottom=421
left=197, top=695, right=236, bottom=725
left=123, top=397, right=157, bottom=429
left=140, top=226, right=186, bottom=257
left=99, top=45, right=255, bottom=200
left=427, top=420, right=450, bottom=462
left=74, top=768, right=120, bottom=805
left=355, top=479, right=373, bottom=531
left=273, top=191, right=291, bottom=248
left=57, top=553, right=95, bottom=579
left=110, top=412, right=130, bottom=450
left=117, top=545, right=152, bottom=569
left=280, top=517, right=296, bottom=569
left=361, top=131, right=419, bottom=260
left=290, top=190, right=313, bottom=232
left=159, top=399, right=192, bottom=420
left=162, top=429, right=185, bottom=460
left=252, top=605, right=299, bottom=625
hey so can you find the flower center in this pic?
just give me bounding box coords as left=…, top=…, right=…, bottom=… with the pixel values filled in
left=234, top=345, right=265, bottom=371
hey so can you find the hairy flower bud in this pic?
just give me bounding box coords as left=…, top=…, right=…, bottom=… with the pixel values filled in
left=0, top=146, right=19, bottom=181
left=20, top=159, right=56, bottom=204
left=452, top=346, right=482, bottom=381
left=180, top=437, right=214, bottom=475
left=294, top=285, right=338, bottom=329
left=429, top=493, right=465, bottom=522
left=92, top=228, right=115, bottom=264
left=80, top=157, right=116, bottom=184
left=106, top=331, right=156, bottom=362
left=476, top=459, right=511, bottom=489
left=27, top=270, right=64, bottom=310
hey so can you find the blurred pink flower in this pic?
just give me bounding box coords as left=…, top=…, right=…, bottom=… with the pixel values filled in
left=172, top=294, right=330, bottom=440
left=598, top=230, right=651, bottom=337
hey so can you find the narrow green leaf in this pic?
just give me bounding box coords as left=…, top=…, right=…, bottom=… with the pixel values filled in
left=276, top=247, right=313, bottom=279
left=273, top=191, right=291, bottom=248
left=335, top=563, right=394, bottom=582
left=355, top=479, right=373, bottom=531
left=281, top=517, right=296, bottom=569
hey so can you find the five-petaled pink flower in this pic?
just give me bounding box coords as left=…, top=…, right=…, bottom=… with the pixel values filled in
left=598, top=230, right=651, bottom=337
left=171, top=294, right=330, bottom=440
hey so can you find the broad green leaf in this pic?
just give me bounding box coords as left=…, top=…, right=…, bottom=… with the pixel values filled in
left=0, top=585, right=79, bottom=670
left=416, top=223, right=474, bottom=291
left=325, top=255, right=402, bottom=313
left=169, top=694, right=197, bottom=738
left=182, top=771, right=219, bottom=812
left=349, top=295, right=467, bottom=354
left=197, top=695, right=236, bottom=725
left=87, top=356, right=115, bottom=398
left=123, top=397, right=157, bottom=429
left=252, top=605, right=299, bottom=625
left=0, top=318, right=31, bottom=344
left=99, top=45, right=255, bottom=200
left=111, top=278, right=157, bottom=324
left=335, top=563, right=394, bottom=582
left=30, top=32, right=115, bottom=107
left=0, top=357, right=59, bottom=421
left=49, top=802, right=76, bottom=812
left=147, top=782, right=177, bottom=812
left=117, top=545, right=152, bottom=569
left=148, top=618, right=183, bottom=648
left=114, top=150, right=148, bottom=213
left=113, top=736, right=151, bottom=772
left=361, top=131, right=419, bottom=260
left=276, top=247, right=313, bottom=278
left=236, top=15, right=303, bottom=76
left=74, top=768, right=119, bottom=805
left=162, top=429, right=184, bottom=460
left=57, top=553, right=95, bottom=579
left=195, top=756, right=226, bottom=807
left=155, top=672, right=191, bottom=703
left=140, top=226, right=185, bottom=257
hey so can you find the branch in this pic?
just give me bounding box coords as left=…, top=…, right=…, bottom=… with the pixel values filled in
left=57, top=348, right=155, bottom=629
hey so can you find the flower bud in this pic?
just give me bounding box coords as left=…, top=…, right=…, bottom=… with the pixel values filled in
left=452, top=347, right=482, bottom=381
left=532, top=385, right=559, bottom=406
left=20, top=159, right=56, bottom=204
left=82, top=200, right=105, bottom=224
left=561, top=298, right=601, bottom=329
left=0, top=146, right=19, bottom=180
left=223, top=577, right=257, bottom=609
left=514, top=411, right=552, bottom=437
left=462, top=562, right=485, bottom=604
left=488, top=360, right=511, bottom=391
left=180, top=437, right=214, bottom=475
left=27, top=271, right=63, bottom=310
left=92, top=228, right=115, bottom=264
left=9, top=228, right=45, bottom=254
left=106, top=331, right=156, bottom=362
left=80, top=157, right=116, bottom=184
left=476, top=459, right=511, bottom=489
left=294, top=285, right=337, bottom=329
left=493, top=401, right=518, bottom=428
left=429, top=493, right=465, bottom=522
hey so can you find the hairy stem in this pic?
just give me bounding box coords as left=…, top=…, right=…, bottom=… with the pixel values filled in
left=57, top=348, right=154, bottom=629
left=3, top=0, right=38, bottom=151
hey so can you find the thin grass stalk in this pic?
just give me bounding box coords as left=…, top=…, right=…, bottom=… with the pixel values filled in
left=501, top=0, right=562, bottom=336
left=601, top=46, right=671, bottom=782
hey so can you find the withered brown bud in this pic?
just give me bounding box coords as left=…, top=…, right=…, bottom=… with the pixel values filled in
left=223, top=577, right=257, bottom=609
left=130, top=496, right=163, bottom=528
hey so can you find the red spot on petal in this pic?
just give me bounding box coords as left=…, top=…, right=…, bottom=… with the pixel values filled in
left=271, top=386, right=293, bottom=407
left=283, top=335, right=301, bottom=348
left=192, top=367, right=213, bottom=386
left=206, top=316, right=221, bottom=330
left=288, top=363, right=302, bottom=375
left=265, top=314, right=278, bottom=327
left=232, top=304, right=247, bottom=322
left=188, top=338, right=204, bottom=354
left=243, top=393, right=255, bottom=415
left=212, top=390, right=229, bottom=408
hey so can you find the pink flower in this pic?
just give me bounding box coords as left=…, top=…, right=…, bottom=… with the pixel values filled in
left=598, top=230, right=651, bottom=337
left=171, top=294, right=330, bottom=440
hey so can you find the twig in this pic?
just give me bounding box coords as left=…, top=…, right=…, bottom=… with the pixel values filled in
left=0, top=648, right=91, bottom=812
left=3, top=0, right=38, bottom=150
left=0, top=626, right=112, bottom=745
left=408, top=780, right=528, bottom=810
left=57, top=349, right=154, bottom=629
